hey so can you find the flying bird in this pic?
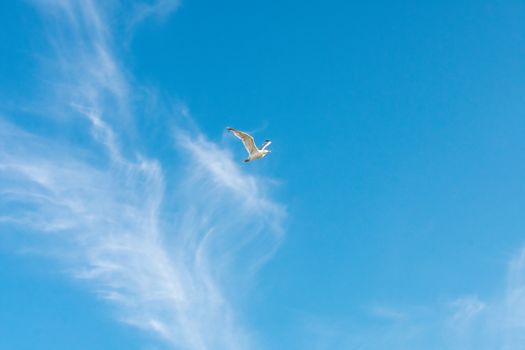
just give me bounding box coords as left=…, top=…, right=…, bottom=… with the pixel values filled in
left=227, top=127, right=271, bottom=163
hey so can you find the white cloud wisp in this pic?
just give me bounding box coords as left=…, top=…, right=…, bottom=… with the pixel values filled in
left=0, top=1, right=285, bottom=350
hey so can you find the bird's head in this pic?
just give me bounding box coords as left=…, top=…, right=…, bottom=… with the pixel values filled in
left=263, top=149, right=271, bottom=156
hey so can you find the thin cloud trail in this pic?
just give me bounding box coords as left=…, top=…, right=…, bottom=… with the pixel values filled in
left=300, top=245, right=525, bottom=350
left=129, top=0, right=181, bottom=28
left=0, top=1, right=285, bottom=349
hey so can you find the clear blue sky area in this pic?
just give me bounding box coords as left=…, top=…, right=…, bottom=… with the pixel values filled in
left=1, top=1, right=525, bottom=349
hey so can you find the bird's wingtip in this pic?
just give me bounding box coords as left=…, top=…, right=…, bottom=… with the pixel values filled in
left=226, top=127, right=234, bottom=131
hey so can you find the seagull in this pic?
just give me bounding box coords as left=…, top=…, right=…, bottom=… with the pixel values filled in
left=227, top=127, right=272, bottom=163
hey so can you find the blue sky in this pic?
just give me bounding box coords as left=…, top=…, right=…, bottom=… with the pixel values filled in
left=1, top=0, right=525, bottom=349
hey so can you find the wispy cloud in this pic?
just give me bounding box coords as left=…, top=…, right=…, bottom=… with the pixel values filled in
left=0, top=1, right=284, bottom=349
left=130, top=0, right=181, bottom=28
left=367, top=305, right=408, bottom=322
left=449, top=295, right=486, bottom=325
left=362, top=247, right=525, bottom=350
left=297, top=245, right=525, bottom=350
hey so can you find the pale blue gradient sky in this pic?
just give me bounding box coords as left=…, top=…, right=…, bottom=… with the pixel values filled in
left=1, top=1, right=525, bottom=349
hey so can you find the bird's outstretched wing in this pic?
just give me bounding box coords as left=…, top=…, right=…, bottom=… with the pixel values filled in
left=260, top=140, right=272, bottom=150
left=227, top=127, right=258, bottom=155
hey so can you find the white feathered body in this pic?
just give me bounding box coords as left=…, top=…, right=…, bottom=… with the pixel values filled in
left=247, top=149, right=270, bottom=161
